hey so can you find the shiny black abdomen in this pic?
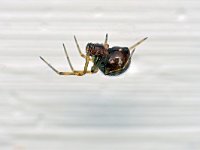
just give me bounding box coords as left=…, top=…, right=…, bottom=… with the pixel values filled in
left=94, top=47, right=130, bottom=76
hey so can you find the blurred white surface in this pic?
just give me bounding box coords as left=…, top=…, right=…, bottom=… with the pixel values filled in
left=0, top=0, right=200, bottom=149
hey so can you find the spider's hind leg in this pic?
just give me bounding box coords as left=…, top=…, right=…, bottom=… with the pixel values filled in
left=128, top=37, right=148, bottom=52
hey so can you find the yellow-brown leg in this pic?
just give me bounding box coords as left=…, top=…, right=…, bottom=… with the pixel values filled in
left=40, top=55, right=93, bottom=76
left=73, top=35, right=86, bottom=58
left=73, top=54, right=90, bottom=76
left=104, top=33, right=108, bottom=44
left=104, top=33, right=109, bottom=49
left=62, top=43, right=74, bottom=71
left=129, top=37, right=148, bottom=51
left=74, top=35, right=92, bottom=61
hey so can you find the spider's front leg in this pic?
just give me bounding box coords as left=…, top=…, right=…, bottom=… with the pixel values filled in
left=40, top=56, right=94, bottom=76
left=128, top=37, right=148, bottom=52
left=40, top=44, right=96, bottom=76
left=74, top=35, right=92, bottom=61
left=73, top=54, right=90, bottom=76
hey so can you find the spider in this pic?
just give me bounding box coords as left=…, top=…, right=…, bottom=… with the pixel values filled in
left=40, top=34, right=147, bottom=76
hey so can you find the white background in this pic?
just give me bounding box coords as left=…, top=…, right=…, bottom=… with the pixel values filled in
left=0, top=0, right=200, bottom=149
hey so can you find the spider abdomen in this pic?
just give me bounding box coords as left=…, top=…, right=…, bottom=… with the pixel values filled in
left=94, top=47, right=131, bottom=76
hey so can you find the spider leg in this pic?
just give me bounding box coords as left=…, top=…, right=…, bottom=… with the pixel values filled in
left=129, top=37, right=148, bottom=51
left=104, top=33, right=109, bottom=49
left=62, top=43, right=74, bottom=71
left=40, top=56, right=70, bottom=75
left=40, top=55, right=93, bottom=76
left=74, top=35, right=86, bottom=58
left=91, top=65, right=99, bottom=73
left=104, top=33, right=108, bottom=45
left=74, top=35, right=92, bottom=61
left=130, top=48, right=135, bottom=58
left=73, top=59, right=98, bottom=76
